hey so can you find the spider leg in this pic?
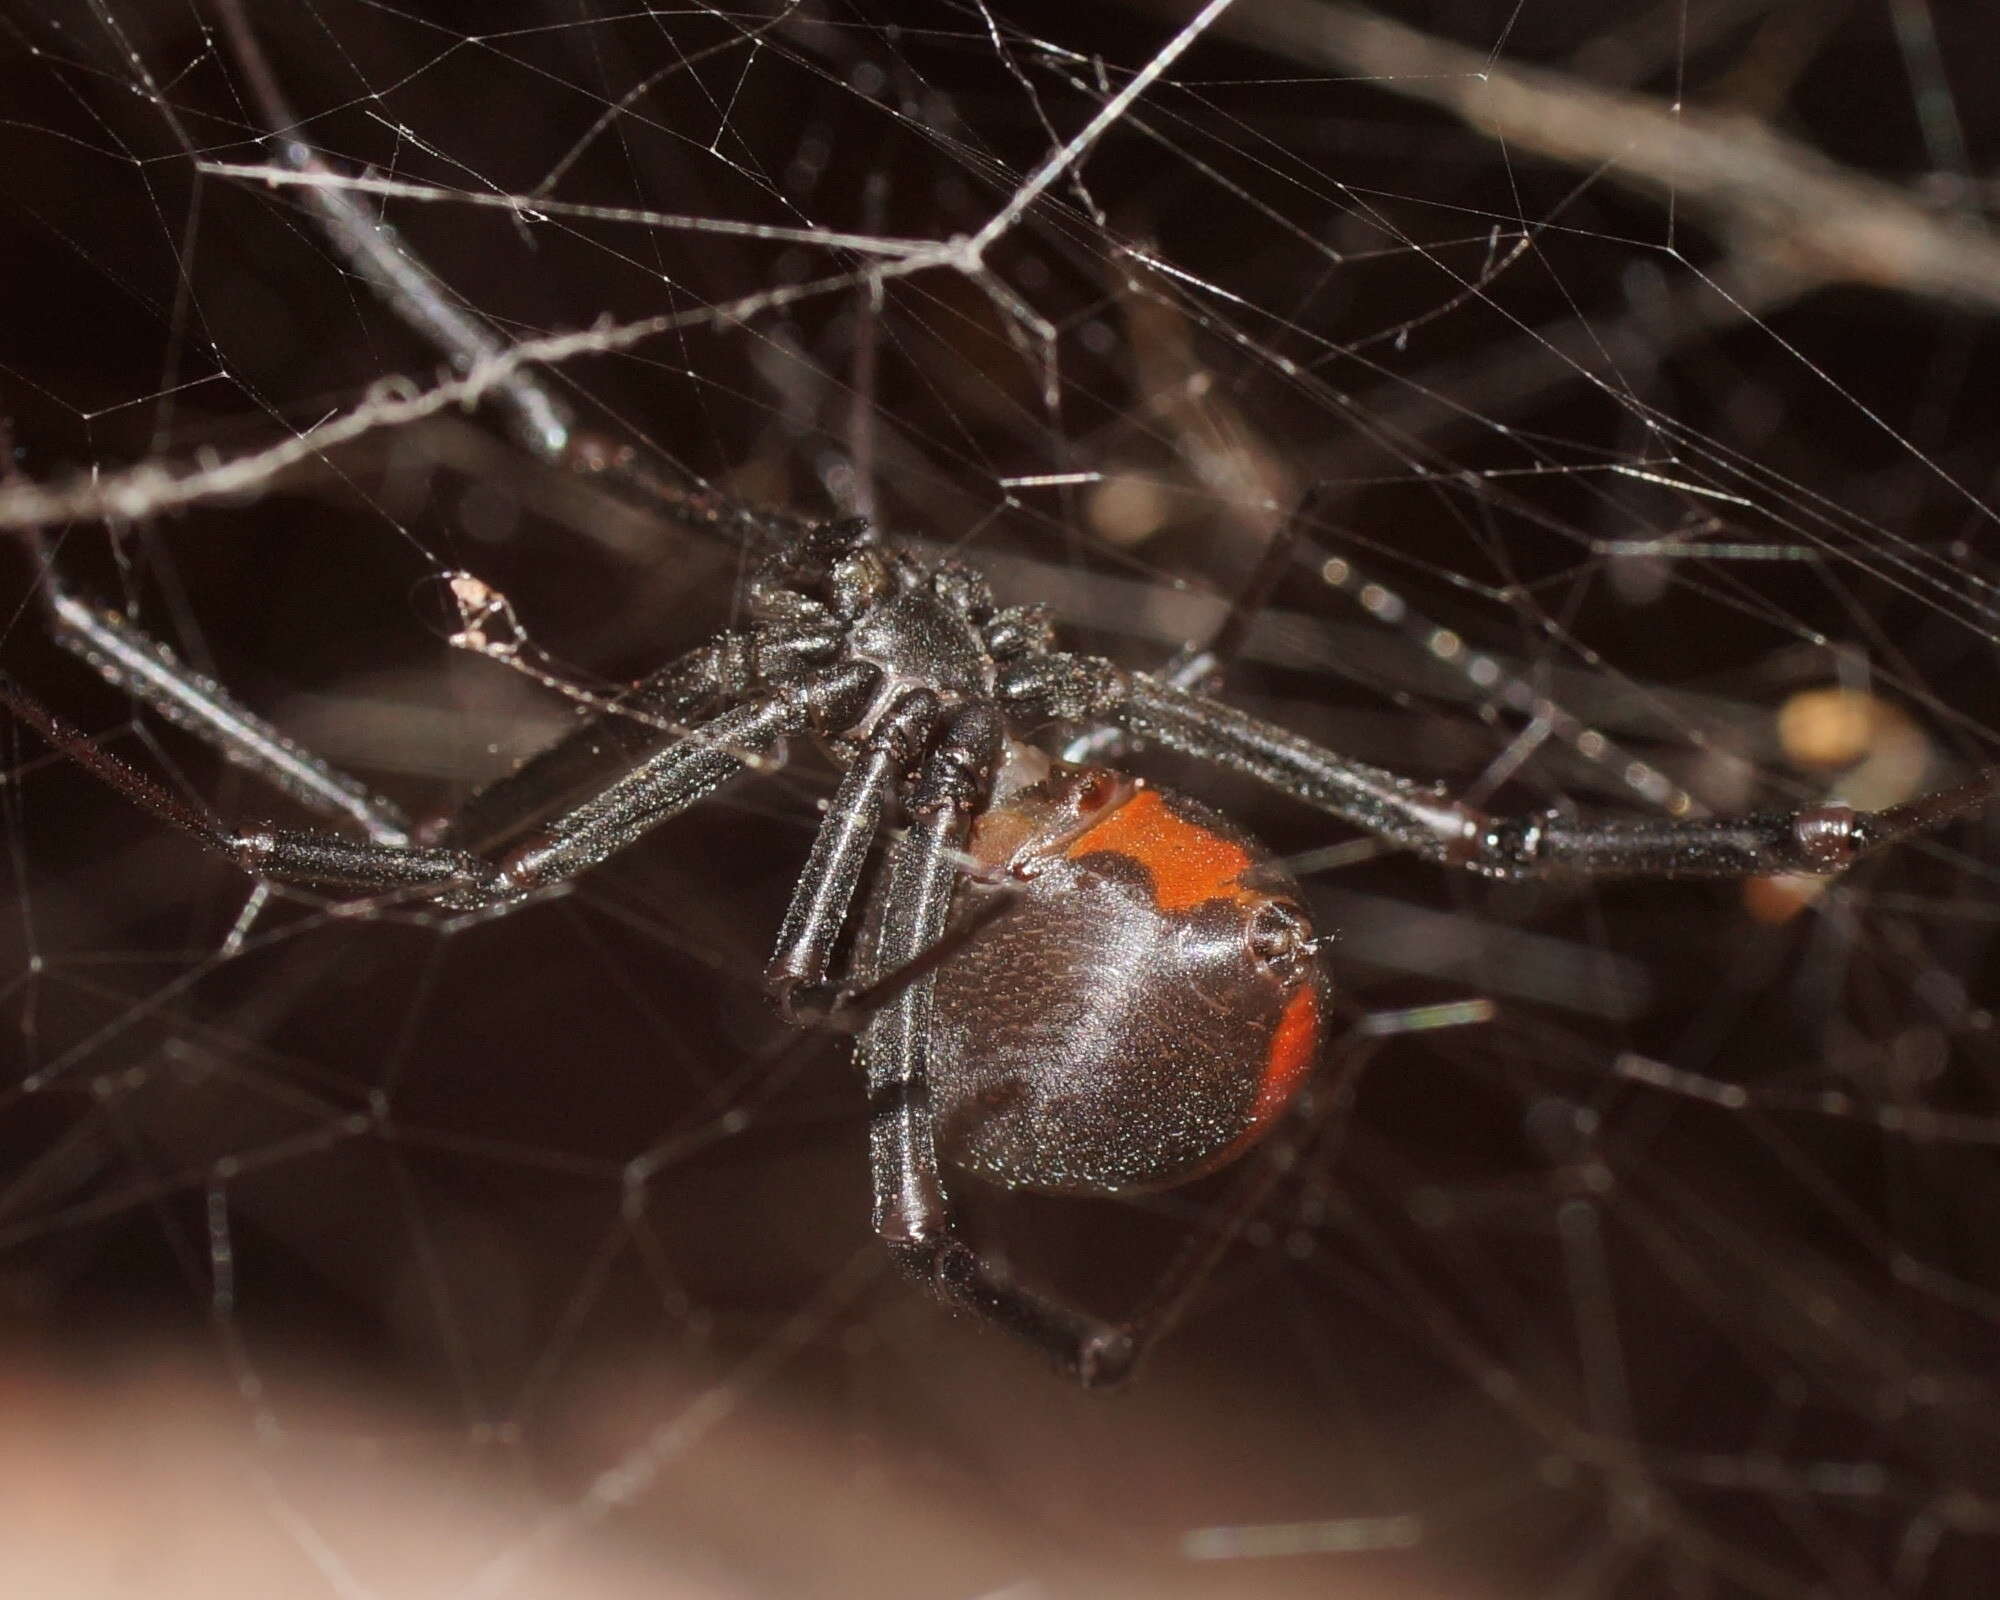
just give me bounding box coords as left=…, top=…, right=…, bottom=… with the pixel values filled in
left=6, top=629, right=881, bottom=909
left=479, top=663, right=879, bottom=895
left=36, top=559, right=412, bottom=844
left=854, top=703, right=1137, bottom=1386
left=0, top=669, right=483, bottom=895
left=1005, top=655, right=1998, bottom=881
left=6, top=560, right=486, bottom=899
left=23, top=542, right=877, bottom=895
left=435, top=619, right=843, bottom=857
left=765, top=688, right=942, bottom=1015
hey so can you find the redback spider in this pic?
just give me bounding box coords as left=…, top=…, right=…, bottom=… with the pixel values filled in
left=6, top=4, right=1998, bottom=1385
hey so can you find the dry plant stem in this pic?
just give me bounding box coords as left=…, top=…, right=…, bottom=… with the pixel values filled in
left=1160, top=0, right=2000, bottom=313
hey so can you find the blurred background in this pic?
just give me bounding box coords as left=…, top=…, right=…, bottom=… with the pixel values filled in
left=2, top=1, right=1998, bottom=1594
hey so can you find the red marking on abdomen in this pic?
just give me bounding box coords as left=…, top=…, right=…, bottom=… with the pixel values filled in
left=1252, top=983, right=1321, bottom=1129
left=1065, top=787, right=1255, bottom=910
left=1197, top=983, right=1322, bottom=1178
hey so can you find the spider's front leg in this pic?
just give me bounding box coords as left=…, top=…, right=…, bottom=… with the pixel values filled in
left=232, top=685, right=858, bottom=910
left=1003, top=654, right=1998, bottom=882
left=7, top=581, right=882, bottom=916
left=481, top=664, right=872, bottom=898
left=16, top=517, right=895, bottom=919
left=33, top=560, right=415, bottom=845
left=0, top=664, right=494, bottom=906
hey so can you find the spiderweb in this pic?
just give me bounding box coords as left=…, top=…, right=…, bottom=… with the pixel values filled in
left=2, top=2, right=1997, bottom=1595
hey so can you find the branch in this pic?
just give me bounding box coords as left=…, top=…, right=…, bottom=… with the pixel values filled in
left=1192, top=0, right=2000, bottom=313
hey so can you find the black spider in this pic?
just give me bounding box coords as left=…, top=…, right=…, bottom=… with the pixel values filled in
left=4, top=5, right=1995, bottom=1385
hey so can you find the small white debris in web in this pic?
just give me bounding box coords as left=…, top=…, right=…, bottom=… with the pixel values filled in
left=444, top=570, right=526, bottom=661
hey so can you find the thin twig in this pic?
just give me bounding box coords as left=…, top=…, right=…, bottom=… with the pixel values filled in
left=1163, top=0, right=2000, bottom=312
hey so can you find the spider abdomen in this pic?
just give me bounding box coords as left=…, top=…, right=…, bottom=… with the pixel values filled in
left=927, top=768, right=1323, bottom=1195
